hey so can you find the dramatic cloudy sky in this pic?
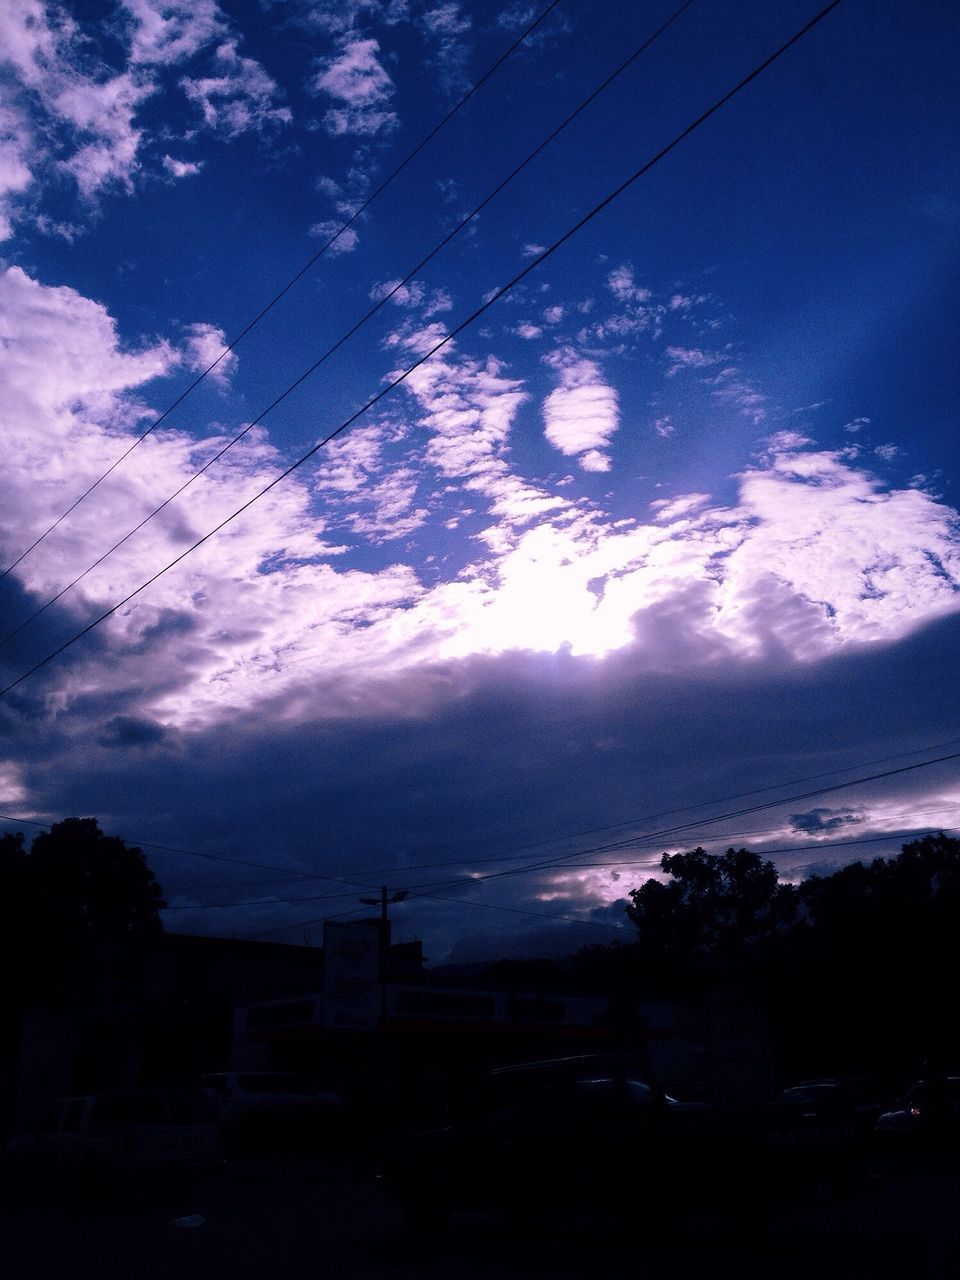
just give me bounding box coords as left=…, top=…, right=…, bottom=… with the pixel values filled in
left=1, top=0, right=958, bottom=962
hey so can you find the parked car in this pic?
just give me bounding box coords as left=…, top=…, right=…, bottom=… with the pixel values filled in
left=376, top=1053, right=861, bottom=1231
left=4, top=1090, right=221, bottom=1196
left=772, top=1078, right=886, bottom=1137
left=199, top=1071, right=346, bottom=1153
left=875, top=1075, right=960, bottom=1147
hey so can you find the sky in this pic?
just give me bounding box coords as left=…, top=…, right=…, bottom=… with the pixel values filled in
left=0, top=0, right=959, bottom=965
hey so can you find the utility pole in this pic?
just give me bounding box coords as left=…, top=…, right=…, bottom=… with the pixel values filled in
left=358, top=886, right=408, bottom=1023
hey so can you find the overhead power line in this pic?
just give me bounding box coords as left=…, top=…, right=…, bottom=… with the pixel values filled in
left=0, top=0, right=844, bottom=703
left=554, top=825, right=960, bottom=869
left=4, top=733, right=958, bottom=895
left=245, top=889, right=628, bottom=942
left=291, top=737, right=960, bottom=881
left=167, top=801, right=960, bottom=911
left=437, top=747, right=960, bottom=891
left=229, top=746, right=958, bottom=940
left=160, top=815, right=960, bottom=915
left=0, top=0, right=699, bottom=657
left=4, top=727, right=954, bottom=929
left=0, top=809, right=382, bottom=893
left=0, top=0, right=564, bottom=584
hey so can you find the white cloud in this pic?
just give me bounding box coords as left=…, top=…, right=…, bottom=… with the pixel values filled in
left=182, top=322, right=236, bottom=386
left=515, top=322, right=542, bottom=340
left=181, top=40, right=291, bottom=138
left=162, top=154, right=203, bottom=179
left=763, top=430, right=813, bottom=453
left=579, top=450, right=610, bottom=473
left=419, top=3, right=471, bottom=93
left=0, top=761, right=27, bottom=807
left=0, top=0, right=62, bottom=84
left=0, top=0, right=281, bottom=230
left=0, top=100, right=33, bottom=238
left=3, top=268, right=960, bottom=743
left=56, top=72, right=151, bottom=197
left=715, top=443, right=960, bottom=655
left=123, top=0, right=227, bottom=66
left=650, top=494, right=711, bottom=522
left=664, top=345, right=724, bottom=376
left=0, top=0, right=152, bottom=203
left=875, top=444, right=899, bottom=461
left=296, top=2, right=408, bottom=37
left=844, top=416, right=871, bottom=433
left=310, top=38, right=398, bottom=136
left=606, top=263, right=651, bottom=304
left=33, top=214, right=84, bottom=241
left=312, top=421, right=428, bottom=541
left=309, top=220, right=359, bottom=253
left=705, top=366, right=768, bottom=423
left=541, top=347, right=619, bottom=469
left=370, top=278, right=424, bottom=308
left=394, top=342, right=570, bottom=542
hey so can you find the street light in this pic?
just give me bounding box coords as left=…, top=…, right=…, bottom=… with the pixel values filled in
left=357, top=886, right=409, bottom=1022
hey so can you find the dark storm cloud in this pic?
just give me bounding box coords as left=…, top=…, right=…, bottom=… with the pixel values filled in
left=7, top=609, right=960, bottom=961
left=97, top=716, right=169, bottom=748
left=789, top=807, right=863, bottom=835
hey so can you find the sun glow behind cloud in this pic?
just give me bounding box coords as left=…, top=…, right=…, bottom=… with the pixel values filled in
left=2, top=248, right=960, bottom=740
left=0, top=0, right=955, bottom=962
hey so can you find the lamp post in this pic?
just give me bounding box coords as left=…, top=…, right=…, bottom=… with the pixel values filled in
left=358, top=886, right=408, bottom=1023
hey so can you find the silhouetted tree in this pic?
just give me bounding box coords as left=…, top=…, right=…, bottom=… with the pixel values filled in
left=624, top=835, right=960, bottom=1077
left=626, top=846, right=796, bottom=979
left=0, top=818, right=164, bottom=1010
left=27, top=817, right=164, bottom=941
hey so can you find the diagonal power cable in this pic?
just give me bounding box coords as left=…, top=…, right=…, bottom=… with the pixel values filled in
left=0, top=0, right=564, bottom=583
left=0, top=0, right=698, bottom=656
left=0, top=0, right=845, bottom=702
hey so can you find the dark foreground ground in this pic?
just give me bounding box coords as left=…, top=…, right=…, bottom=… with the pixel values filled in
left=3, top=1149, right=957, bottom=1280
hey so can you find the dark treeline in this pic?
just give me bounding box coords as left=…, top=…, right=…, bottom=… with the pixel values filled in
left=0, top=817, right=164, bottom=1008
left=463, top=836, right=960, bottom=1087
left=2, top=817, right=957, bottom=1091
left=622, top=834, right=960, bottom=1083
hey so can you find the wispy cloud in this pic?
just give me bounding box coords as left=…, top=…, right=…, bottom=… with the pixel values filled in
left=182, top=322, right=236, bottom=386
left=704, top=365, right=768, bottom=423
left=181, top=40, right=291, bottom=138
left=123, top=0, right=227, bottom=66
left=310, top=38, right=398, bottom=136
left=664, top=345, right=725, bottom=376
left=0, top=0, right=286, bottom=232
left=162, top=154, right=203, bottom=179
left=308, top=219, right=359, bottom=253
left=295, top=1, right=409, bottom=38
left=606, top=263, right=652, bottom=304
left=419, top=3, right=471, bottom=94
left=313, top=421, right=429, bottom=542
left=0, top=100, right=33, bottom=238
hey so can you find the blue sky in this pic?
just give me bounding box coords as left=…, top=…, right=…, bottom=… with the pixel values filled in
left=1, top=0, right=959, bottom=961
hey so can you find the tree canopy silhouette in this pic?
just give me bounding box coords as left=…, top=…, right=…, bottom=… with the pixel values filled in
left=0, top=817, right=165, bottom=1008
left=625, top=834, right=960, bottom=1075
left=25, top=817, right=164, bottom=940
left=626, top=846, right=794, bottom=970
